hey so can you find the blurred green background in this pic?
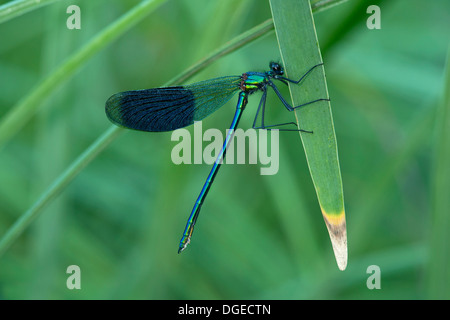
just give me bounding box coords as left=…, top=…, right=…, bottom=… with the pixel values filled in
left=0, top=0, right=449, bottom=299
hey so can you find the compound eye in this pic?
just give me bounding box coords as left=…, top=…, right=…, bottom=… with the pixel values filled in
left=270, top=62, right=284, bottom=75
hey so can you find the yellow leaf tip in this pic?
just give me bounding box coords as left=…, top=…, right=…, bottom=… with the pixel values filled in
left=321, top=209, right=347, bottom=271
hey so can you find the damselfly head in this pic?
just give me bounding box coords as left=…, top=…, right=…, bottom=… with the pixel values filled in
left=269, top=61, right=284, bottom=76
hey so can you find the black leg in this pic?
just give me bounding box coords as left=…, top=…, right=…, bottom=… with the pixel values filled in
left=254, top=63, right=327, bottom=133
left=253, top=89, right=313, bottom=133
left=253, top=121, right=313, bottom=133
left=252, top=88, right=267, bottom=129
left=269, top=80, right=330, bottom=112
left=276, top=63, right=324, bottom=84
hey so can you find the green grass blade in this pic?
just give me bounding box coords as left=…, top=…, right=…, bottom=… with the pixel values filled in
left=427, top=46, right=450, bottom=299
left=310, top=0, right=350, bottom=13
left=0, top=126, right=121, bottom=257
left=0, top=0, right=166, bottom=151
left=0, top=0, right=337, bottom=25
left=269, top=0, right=347, bottom=270
left=0, top=0, right=61, bottom=24
left=168, top=18, right=275, bottom=85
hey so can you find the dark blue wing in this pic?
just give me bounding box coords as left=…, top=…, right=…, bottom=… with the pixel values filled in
left=105, top=76, right=241, bottom=132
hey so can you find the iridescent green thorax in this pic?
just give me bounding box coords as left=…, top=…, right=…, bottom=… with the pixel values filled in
left=240, top=72, right=267, bottom=93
